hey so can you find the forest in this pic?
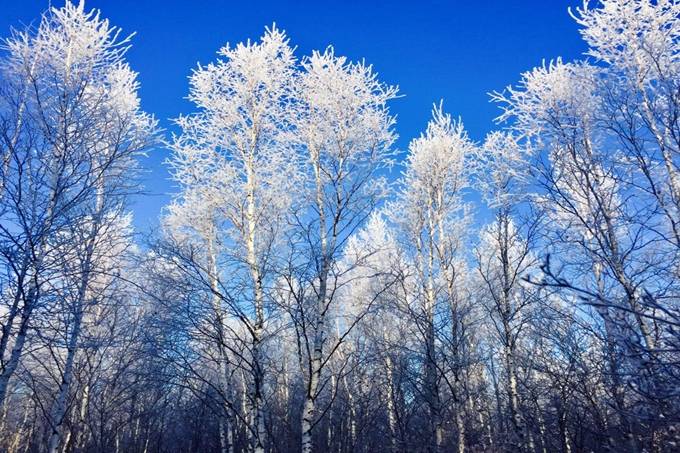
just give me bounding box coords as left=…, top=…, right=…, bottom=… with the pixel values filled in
left=1, top=0, right=680, bottom=452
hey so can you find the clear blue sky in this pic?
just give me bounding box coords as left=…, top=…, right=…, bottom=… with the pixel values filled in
left=0, top=0, right=587, bottom=231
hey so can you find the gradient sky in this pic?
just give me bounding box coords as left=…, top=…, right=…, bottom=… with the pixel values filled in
left=0, top=0, right=587, bottom=231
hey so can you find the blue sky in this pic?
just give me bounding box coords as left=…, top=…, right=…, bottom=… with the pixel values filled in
left=0, top=1, right=587, bottom=231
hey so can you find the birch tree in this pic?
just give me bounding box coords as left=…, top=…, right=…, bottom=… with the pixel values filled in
left=571, top=0, right=680, bottom=249
left=474, top=131, right=540, bottom=451
left=0, top=0, right=155, bottom=417
left=493, top=46, right=678, bottom=451
left=390, top=104, right=474, bottom=452
left=288, top=47, right=397, bottom=453
left=168, top=25, right=298, bottom=453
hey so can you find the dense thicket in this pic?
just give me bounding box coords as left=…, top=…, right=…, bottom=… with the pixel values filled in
left=1, top=1, right=680, bottom=452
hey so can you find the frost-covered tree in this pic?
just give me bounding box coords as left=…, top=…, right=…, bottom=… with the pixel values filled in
left=0, top=1, right=155, bottom=431
left=287, top=47, right=397, bottom=453
left=572, top=0, right=680, bottom=248
left=389, top=104, right=474, bottom=453
left=473, top=131, right=541, bottom=451
left=167, top=25, right=298, bottom=453
left=494, top=3, right=680, bottom=445
left=333, top=213, right=405, bottom=450
left=3, top=1, right=680, bottom=452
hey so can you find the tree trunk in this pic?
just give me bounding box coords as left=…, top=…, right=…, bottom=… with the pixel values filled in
left=301, top=151, right=334, bottom=453
left=455, top=404, right=465, bottom=453
left=245, top=152, right=266, bottom=453
left=385, top=355, right=398, bottom=451
left=47, top=301, right=84, bottom=453
left=0, top=301, right=34, bottom=406
left=207, top=237, right=234, bottom=453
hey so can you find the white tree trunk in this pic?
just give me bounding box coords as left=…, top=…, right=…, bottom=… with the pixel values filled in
left=301, top=153, right=332, bottom=453
left=0, top=300, right=33, bottom=406
left=301, top=327, right=323, bottom=453
left=385, top=355, right=398, bottom=451
left=245, top=157, right=266, bottom=453
left=207, top=237, right=234, bottom=453
left=47, top=282, right=87, bottom=453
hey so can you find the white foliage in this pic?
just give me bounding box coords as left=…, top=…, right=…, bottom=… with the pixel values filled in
left=296, top=48, right=398, bottom=231
left=339, top=213, right=401, bottom=316
left=394, top=103, right=474, bottom=250
left=3, top=1, right=154, bottom=148
left=571, top=0, right=680, bottom=83
left=493, top=56, right=622, bottom=244
left=296, top=48, right=397, bottom=167
left=168, top=25, right=299, bottom=258
left=477, top=131, right=529, bottom=209
left=493, top=59, right=602, bottom=146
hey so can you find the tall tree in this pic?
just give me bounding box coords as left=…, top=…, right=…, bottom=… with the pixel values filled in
left=289, top=47, right=397, bottom=453
left=168, top=25, right=298, bottom=453
left=474, top=131, right=539, bottom=452
left=390, top=104, right=474, bottom=452
left=0, top=0, right=155, bottom=419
